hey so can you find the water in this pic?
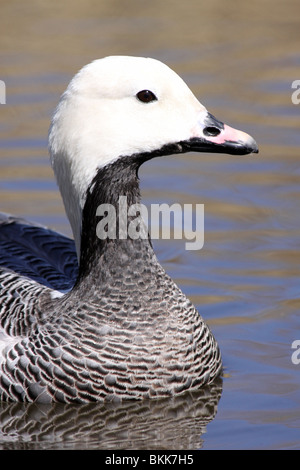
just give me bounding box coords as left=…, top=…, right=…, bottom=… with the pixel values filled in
left=0, top=0, right=299, bottom=450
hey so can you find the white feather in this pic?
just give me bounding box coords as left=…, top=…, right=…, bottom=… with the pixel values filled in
left=48, top=56, right=207, bottom=257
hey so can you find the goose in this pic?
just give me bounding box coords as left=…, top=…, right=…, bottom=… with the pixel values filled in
left=0, top=56, right=258, bottom=403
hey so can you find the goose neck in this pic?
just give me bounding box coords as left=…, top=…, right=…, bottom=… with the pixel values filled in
left=77, top=156, right=155, bottom=282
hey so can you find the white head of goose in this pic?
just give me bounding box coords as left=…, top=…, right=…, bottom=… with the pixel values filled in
left=0, top=56, right=258, bottom=403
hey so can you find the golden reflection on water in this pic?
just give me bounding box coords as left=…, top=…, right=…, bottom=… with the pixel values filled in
left=0, top=0, right=300, bottom=450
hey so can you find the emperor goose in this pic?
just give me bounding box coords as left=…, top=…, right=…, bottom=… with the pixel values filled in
left=0, top=56, right=258, bottom=402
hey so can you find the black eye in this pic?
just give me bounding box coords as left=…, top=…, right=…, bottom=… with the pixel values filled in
left=136, top=90, right=157, bottom=103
